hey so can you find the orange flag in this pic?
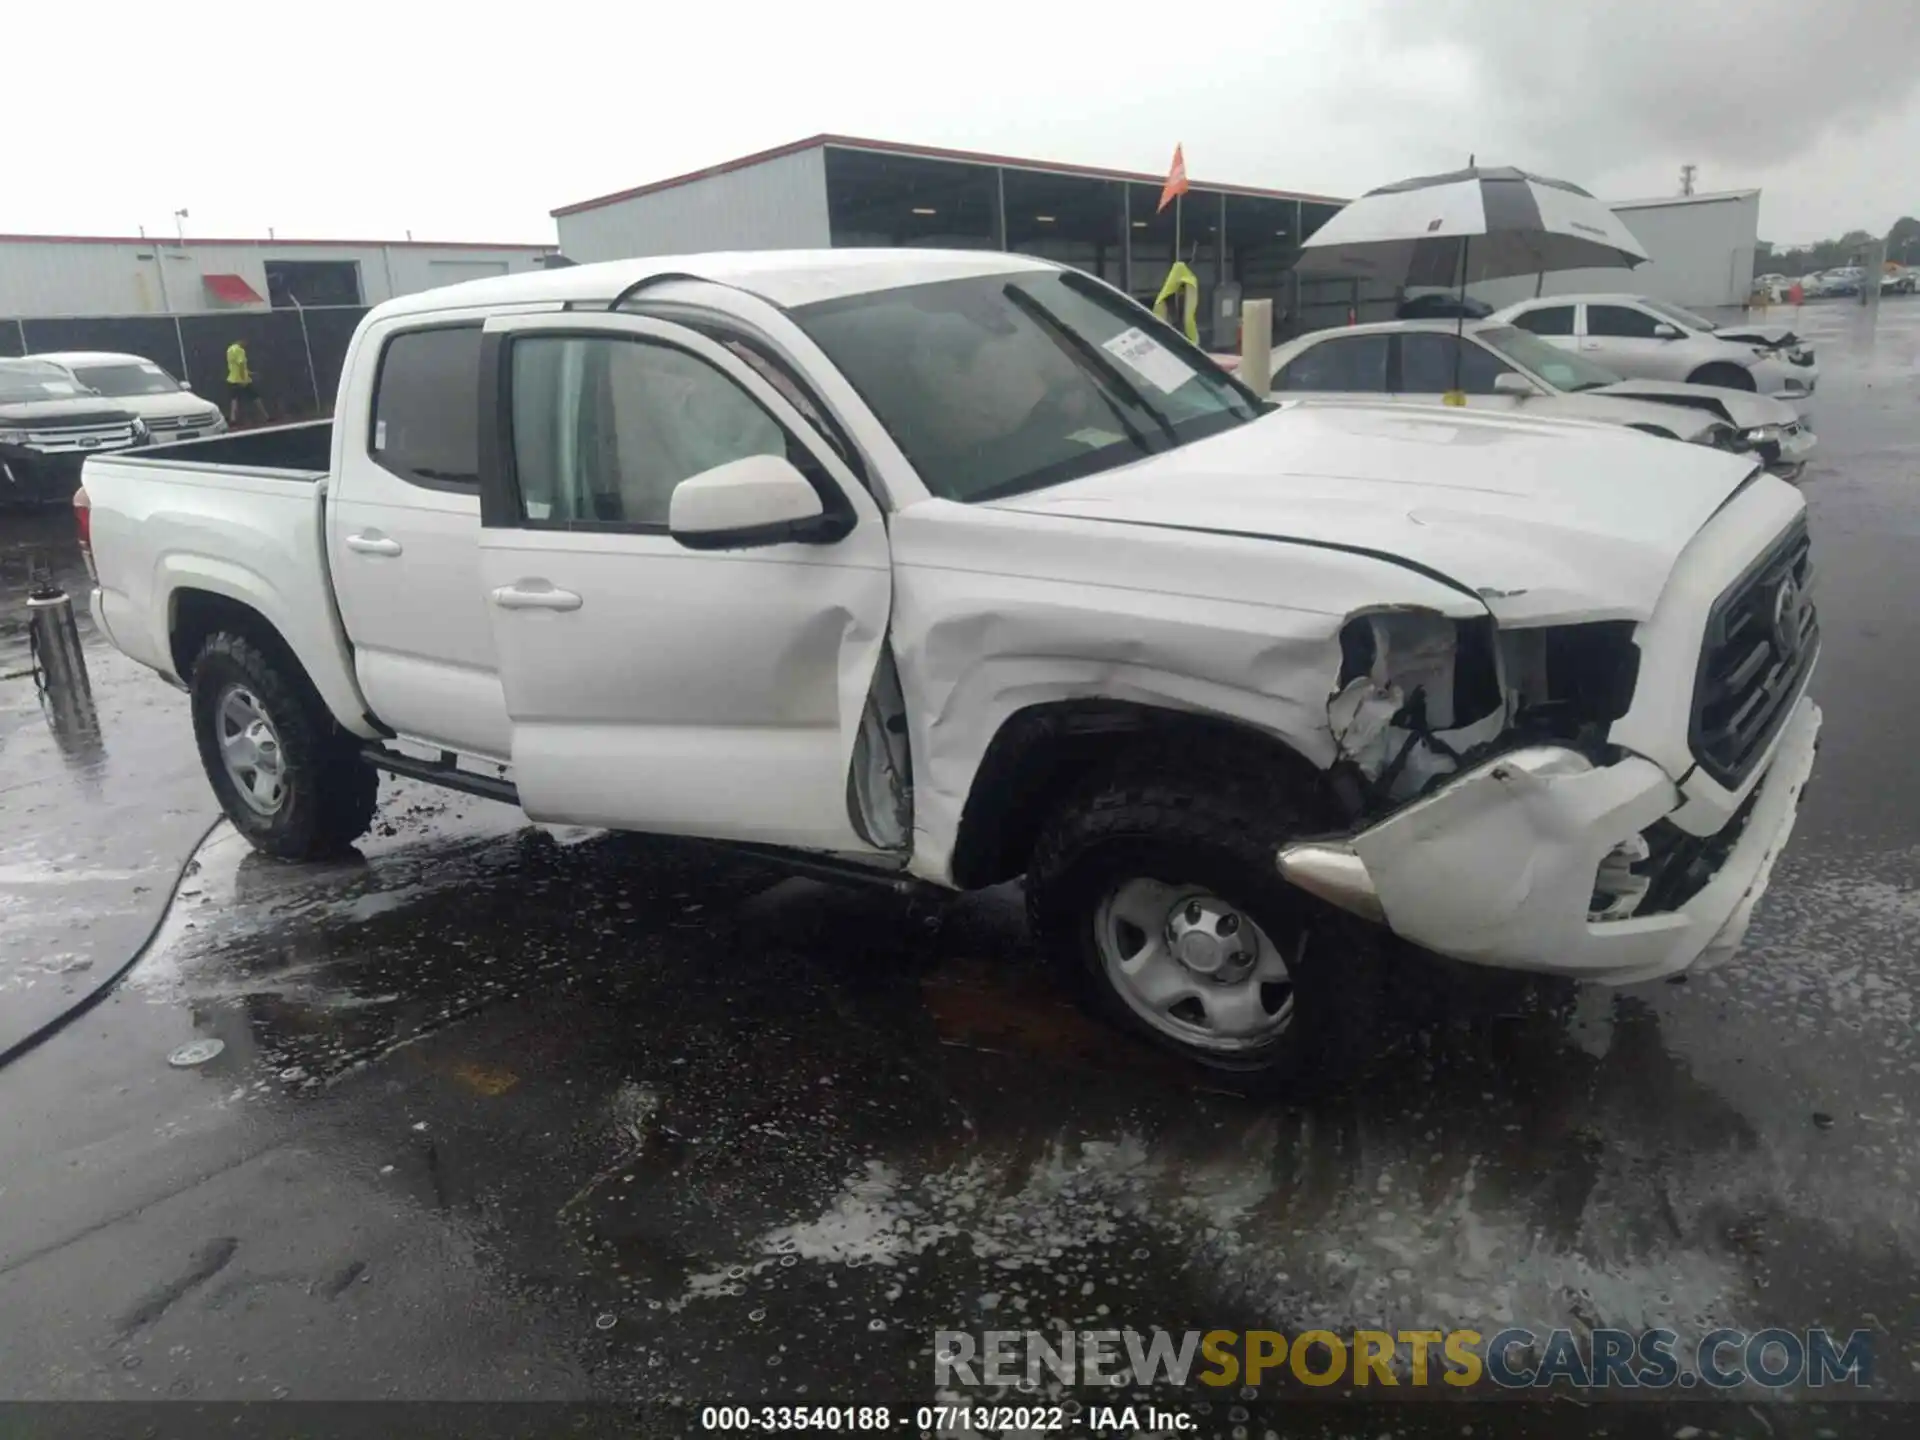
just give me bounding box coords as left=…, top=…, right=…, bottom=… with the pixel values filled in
left=1157, top=144, right=1189, bottom=213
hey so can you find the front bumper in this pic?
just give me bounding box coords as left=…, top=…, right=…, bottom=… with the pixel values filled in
left=1279, top=697, right=1821, bottom=985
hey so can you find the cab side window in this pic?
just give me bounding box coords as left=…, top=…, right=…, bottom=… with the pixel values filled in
left=1510, top=305, right=1574, bottom=337
left=1586, top=305, right=1664, bottom=338
left=369, top=326, right=483, bottom=490
left=508, top=335, right=790, bottom=528
left=1397, top=334, right=1515, bottom=395
left=1275, top=335, right=1390, bottom=392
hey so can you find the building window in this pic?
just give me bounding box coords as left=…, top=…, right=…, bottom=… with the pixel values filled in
left=265, top=259, right=363, bottom=309
left=1001, top=169, right=1124, bottom=287
left=824, top=148, right=997, bottom=250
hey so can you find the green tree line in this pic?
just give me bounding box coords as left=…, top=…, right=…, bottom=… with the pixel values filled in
left=1759, top=216, right=1920, bottom=273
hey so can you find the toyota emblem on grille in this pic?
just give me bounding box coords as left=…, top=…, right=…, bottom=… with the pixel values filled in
left=1772, top=577, right=1806, bottom=656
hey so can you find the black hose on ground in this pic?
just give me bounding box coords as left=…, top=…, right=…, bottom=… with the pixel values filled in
left=0, top=816, right=223, bottom=1073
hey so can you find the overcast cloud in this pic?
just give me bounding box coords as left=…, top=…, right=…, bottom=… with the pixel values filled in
left=10, top=0, right=1917, bottom=247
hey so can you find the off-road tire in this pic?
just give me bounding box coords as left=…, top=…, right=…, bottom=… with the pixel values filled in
left=189, top=631, right=378, bottom=859
left=1026, top=751, right=1384, bottom=1095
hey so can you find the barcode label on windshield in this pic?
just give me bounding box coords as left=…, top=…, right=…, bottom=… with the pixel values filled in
left=1102, top=327, right=1195, bottom=394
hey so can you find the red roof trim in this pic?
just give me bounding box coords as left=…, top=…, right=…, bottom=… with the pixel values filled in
left=551, top=133, right=1349, bottom=217
left=0, top=234, right=554, bottom=250
left=202, top=272, right=266, bottom=304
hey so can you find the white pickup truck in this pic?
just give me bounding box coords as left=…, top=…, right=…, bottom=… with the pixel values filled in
left=78, top=249, right=1822, bottom=1088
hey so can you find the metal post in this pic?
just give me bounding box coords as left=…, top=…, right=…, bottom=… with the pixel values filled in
left=28, top=580, right=91, bottom=704
left=173, top=314, right=189, bottom=387
left=1121, top=185, right=1133, bottom=296
left=153, top=247, right=172, bottom=315
left=294, top=299, right=319, bottom=416
left=13, top=318, right=25, bottom=356
left=1239, top=298, right=1273, bottom=398
left=994, top=168, right=1008, bottom=252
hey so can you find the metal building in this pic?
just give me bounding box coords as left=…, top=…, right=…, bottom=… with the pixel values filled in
left=0, top=234, right=557, bottom=319
left=552, top=135, right=1351, bottom=345
left=1468, top=190, right=1762, bottom=310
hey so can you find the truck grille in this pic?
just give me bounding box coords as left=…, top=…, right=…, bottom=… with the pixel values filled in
left=147, top=412, right=215, bottom=433
left=1690, top=518, right=1817, bottom=785
left=4, top=417, right=139, bottom=452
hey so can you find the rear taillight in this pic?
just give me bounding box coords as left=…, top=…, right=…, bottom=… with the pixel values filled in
left=73, top=485, right=96, bottom=581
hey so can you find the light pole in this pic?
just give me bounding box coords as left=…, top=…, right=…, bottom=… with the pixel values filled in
left=173, top=207, right=188, bottom=246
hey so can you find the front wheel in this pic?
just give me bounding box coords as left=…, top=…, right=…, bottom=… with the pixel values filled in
left=1026, top=758, right=1383, bottom=1093
left=190, top=631, right=378, bottom=859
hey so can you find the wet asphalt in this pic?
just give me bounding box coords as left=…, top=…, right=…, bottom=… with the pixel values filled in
left=0, top=299, right=1917, bottom=1437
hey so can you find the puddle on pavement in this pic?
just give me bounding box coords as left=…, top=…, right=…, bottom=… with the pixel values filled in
left=107, top=781, right=1920, bottom=1399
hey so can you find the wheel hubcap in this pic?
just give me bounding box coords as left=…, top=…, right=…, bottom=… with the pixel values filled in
left=216, top=684, right=288, bottom=816
left=1094, top=878, right=1298, bottom=1054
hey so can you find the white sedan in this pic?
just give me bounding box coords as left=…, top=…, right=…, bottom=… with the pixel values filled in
left=1488, top=293, right=1818, bottom=414
left=1259, top=320, right=1814, bottom=477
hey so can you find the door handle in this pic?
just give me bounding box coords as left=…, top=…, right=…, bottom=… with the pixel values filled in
left=345, top=533, right=402, bottom=556
left=490, top=583, right=582, bottom=612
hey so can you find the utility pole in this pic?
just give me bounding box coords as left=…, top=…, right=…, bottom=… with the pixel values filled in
left=1679, top=164, right=1697, bottom=197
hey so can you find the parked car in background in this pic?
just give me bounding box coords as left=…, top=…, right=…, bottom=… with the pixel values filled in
left=1264, top=320, right=1814, bottom=476
left=0, top=357, right=146, bottom=503
left=1395, top=291, right=1493, bottom=320
left=77, top=249, right=1821, bottom=1087
left=1492, top=294, right=1818, bottom=412
left=31, top=352, right=227, bottom=443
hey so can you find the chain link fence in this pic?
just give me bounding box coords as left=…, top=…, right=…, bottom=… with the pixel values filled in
left=0, top=305, right=369, bottom=421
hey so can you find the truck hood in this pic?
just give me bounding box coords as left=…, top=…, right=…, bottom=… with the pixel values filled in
left=987, top=402, right=1759, bottom=625
left=1587, top=378, right=1797, bottom=431
left=0, top=396, right=137, bottom=426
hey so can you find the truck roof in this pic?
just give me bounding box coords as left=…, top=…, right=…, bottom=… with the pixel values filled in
left=372, top=248, right=1056, bottom=322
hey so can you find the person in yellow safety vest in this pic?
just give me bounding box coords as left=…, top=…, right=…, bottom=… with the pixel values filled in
left=226, top=339, right=269, bottom=428
left=1153, top=261, right=1201, bottom=344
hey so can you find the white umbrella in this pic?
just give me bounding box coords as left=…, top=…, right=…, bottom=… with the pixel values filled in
left=1299, top=163, right=1650, bottom=287
left=1297, top=163, right=1648, bottom=397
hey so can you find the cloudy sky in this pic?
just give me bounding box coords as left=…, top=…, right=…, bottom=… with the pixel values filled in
left=12, top=0, right=1917, bottom=247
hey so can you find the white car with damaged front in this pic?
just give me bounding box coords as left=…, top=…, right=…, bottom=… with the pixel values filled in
left=79, top=249, right=1821, bottom=1091
left=1491, top=293, right=1819, bottom=415
left=1264, top=319, right=1815, bottom=476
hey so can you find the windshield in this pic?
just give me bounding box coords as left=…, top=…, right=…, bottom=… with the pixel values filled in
left=1642, top=297, right=1717, bottom=333
left=0, top=360, right=87, bottom=404
left=793, top=269, right=1262, bottom=503
left=71, top=361, right=182, bottom=397
left=1474, top=324, right=1624, bottom=392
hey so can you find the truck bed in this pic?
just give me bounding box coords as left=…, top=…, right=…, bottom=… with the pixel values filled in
left=134, top=419, right=334, bottom=477
left=80, top=423, right=372, bottom=738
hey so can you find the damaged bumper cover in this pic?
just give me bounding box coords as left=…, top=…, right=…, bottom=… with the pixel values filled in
left=1279, top=696, right=1821, bottom=984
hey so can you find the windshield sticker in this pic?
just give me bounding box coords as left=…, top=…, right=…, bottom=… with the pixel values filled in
left=41, top=381, right=79, bottom=396
left=374, top=419, right=388, bottom=450
left=1101, top=327, right=1196, bottom=395
left=1067, top=427, right=1126, bottom=449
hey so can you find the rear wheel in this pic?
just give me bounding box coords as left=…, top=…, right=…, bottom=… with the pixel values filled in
left=190, top=631, right=377, bottom=859
left=1687, top=362, right=1756, bottom=391
left=1027, top=752, right=1383, bottom=1093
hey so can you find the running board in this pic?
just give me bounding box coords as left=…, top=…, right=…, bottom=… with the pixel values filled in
left=363, top=745, right=519, bottom=805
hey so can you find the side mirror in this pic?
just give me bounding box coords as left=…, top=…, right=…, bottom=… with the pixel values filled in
left=180, top=379, right=193, bottom=390
left=1492, top=372, right=1536, bottom=397
left=1652, top=322, right=1681, bottom=340
left=668, top=452, right=847, bottom=551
